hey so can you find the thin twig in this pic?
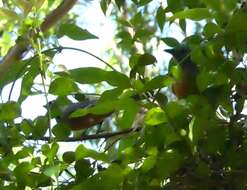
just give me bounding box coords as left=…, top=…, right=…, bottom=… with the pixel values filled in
left=60, top=46, right=117, bottom=71
left=27, top=127, right=141, bottom=142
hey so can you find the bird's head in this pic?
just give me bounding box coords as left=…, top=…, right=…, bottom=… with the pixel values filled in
left=164, top=44, right=190, bottom=63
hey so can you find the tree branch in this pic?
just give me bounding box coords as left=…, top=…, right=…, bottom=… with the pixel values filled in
left=27, top=127, right=141, bottom=142
left=41, top=0, right=78, bottom=32
left=0, top=0, right=78, bottom=81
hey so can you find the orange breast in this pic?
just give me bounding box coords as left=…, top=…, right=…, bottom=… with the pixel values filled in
left=67, top=112, right=112, bottom=130
left=172, top=79, right=190, bottom=99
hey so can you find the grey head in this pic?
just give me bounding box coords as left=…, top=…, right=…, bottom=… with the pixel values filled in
left=165, top=45, right=198, bottom=76
left=164, top=45, right=190, bottom=62
left=61, top=99, right=98, bottom=118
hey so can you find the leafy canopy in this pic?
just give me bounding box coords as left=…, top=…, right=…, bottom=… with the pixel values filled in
left=0, top=0, right=246, bottom=189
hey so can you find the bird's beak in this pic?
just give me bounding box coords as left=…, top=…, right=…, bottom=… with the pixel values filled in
left=164, top=49, right=175, bottom=55
left=43, top=100, right=55, bottom=109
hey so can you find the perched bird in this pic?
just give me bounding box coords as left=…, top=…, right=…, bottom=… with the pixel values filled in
left=48, top=99, right=113, bottom=130
left=165, top=45, right=198, bottom=98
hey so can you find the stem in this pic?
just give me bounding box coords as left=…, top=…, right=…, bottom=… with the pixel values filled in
left=27, top=127, right=141, bottom=142
left=60, top=46, right=117, bottom=72
left=36, top=39, right=52, bottom=142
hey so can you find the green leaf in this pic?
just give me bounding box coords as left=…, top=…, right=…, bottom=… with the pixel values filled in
left=129, top=53, right=140, bottom=69
left=130, top=11, right=142, bottom=26
left=33, top=0, right=45, bottom=10
left=143, top=75, right=174, bottom=92
left=99, top=88, right=123, bottom=102
left=18, top=58, right=40, bottom=103
left=161, top=37, right=180, bottom=47
left=14, top=162, right=33, bottom=186
left=142, top=156, right=157, bottom=172
left=59, top=23, right=98, bottom=40
left=73, top=164, right=124, bottom=190
left=115, top=0, right=125, bottom=9
left=188, top=116, right=208, bottom=149
left=138, top=53, right=157, bottom=66
left=169, top=8, right=211, bottom=21
left=203, top=22, right=222, bottom=38
left=131, top=79, right=145, bottom=92
left=0, top=57, right=33, bottom=89
left=155, top=149, right=184, bottom=178
left=100, top=0, right=110, bottom=14
left=138, top=0, right=152, bottom=6
left=106, top=71, right=131, bottom=88
left=75, top=144, right=109, bottom=162
left=179, top=19, right=186, bottom=33
left=75, top=159, right=94, bottom=180
left=130, top=53, right=156, bottom=78
left=117, top=97, right=140, bottom=129
left=0, top=101, right=21, bottom=121
left=49, top=77, right=78, bottom=96
left=70, top=98, right=116, bottom=118
left=116, top=31, right=133, bottom=45
left=63, top=151, right=75, bottom=164
left=0, top=8, right=20, bottom=21
left=52, top=123, right=71, bottom=139
left=156, top=6, right=166, bottom=31
left=28, top=172, right=51, bottom=188
left=205, top=124, right=227, bottom=153
left=32, top=116, right=48, bottom=138
left=88, top=99, right=117, bottom=115
left=41, top=143, right=59, bottom=163
left=196, top=71, right=228, bottom=92
left=44, top=165, right=60, bottom=178
left=144, top=107, right=167, bottom=126
left=15, top=147, right=33, bottom=159
left=167, top=0, right=184, bottom=12
left=165, top=101, right=189, bottom=128
left=50, top=143, right=59, bottom=160
left=20, top=119, right=32, bottom=136
left=57, top=67, right=130, bottom=89
left=15, top=0, right=32, bottom=15
left=224, top=10, right=247, bottom=51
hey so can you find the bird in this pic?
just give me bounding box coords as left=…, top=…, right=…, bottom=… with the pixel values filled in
left=165, top=45, right=199, bottom=98
left=48, top=99, right=113, bottom=131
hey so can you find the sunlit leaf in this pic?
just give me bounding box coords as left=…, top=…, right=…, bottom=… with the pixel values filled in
left=156, top=6, right=166, bottom=31
left=169, top=8, right=211, bottom=21
left=0, top=101, right=21, bottom=121
left=143, top=75, right=174, bottom=92
left=144, top=107, right=167, bottom=126
left=32, top=116, right=48, bottom=138
left=44, top=165, right=60, bottom=178
left=49, top=77, right=78, bottom=96
left=75, top=144, right=109, bottom=162
left=59, top=23, right=98, bottom=40
left=0, top=8, right=20, bottom=21
left=161, top=37, right=180, bottom=47
left=63, top=151, right=75, bottom=164
left=57, top=67, right=131, bottom=89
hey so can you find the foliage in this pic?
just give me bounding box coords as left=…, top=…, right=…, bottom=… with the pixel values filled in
left=0, top=0, right=246, bottom=189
